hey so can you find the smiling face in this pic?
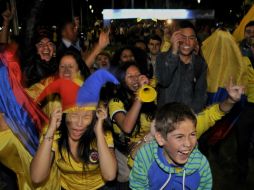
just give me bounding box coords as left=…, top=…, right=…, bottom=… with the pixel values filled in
left=66, top=110, right=93, bottom=141
left=96, top=54, right=110, bottom=69
left=58, top=55, right=80, bottom=80
left=36, top=37, right=55, bottom=62
left=124, top=65, right=141, bottom=92
left=156, top=118, right=197, bottom=165
left=179, top=28, right=197, bottom=57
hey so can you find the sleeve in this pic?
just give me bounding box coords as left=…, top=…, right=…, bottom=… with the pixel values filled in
left=196, top=104, right=225, bottom=139
left=198, top=156, right=212, bottom=190
left=129, top=147, right=150, bottom=190
left=155, top=51, right=179, bottom=88
left=191, top=61, right=208, bottom=113
left=108, top=98, right=126, bottom=120
left=25, top=77, right=52, bottom=100
left=104, top=130, right=114, bottom=148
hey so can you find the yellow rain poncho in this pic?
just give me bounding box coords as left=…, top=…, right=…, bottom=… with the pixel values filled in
left=202, top=29, right=249, bottom=94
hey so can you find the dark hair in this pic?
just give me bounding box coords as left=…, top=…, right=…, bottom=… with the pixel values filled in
left=111, top=46, right=149, bottom=76
left=154, top=102, right=197, bottom=139
left=148, top=34, right=162, bottom=44
left=58, top=50, right=90, bottom=79
left=33, top=27, right=53, bottom=45
left=178, top=20, right=197, bottom=35
left=245, top=21, right=254, bottom=30
left=112, top=61, right=156, bottom=133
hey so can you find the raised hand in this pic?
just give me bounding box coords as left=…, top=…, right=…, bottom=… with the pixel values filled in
left=226, top=77, right=245, bottom=103
left=98, top=29, right=110, bottom=50
left=96, top=106, right=107, bottom=121
left=170, top=30, right=183, bottom=55
left=138, top=75, right=149, bottom=87
left=49, top=107, right=62, bottom=131
left=2, top=3, right=14, bottom=25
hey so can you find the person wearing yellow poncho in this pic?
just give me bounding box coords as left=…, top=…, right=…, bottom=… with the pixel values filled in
left=202, top=28, right=249, bottom=103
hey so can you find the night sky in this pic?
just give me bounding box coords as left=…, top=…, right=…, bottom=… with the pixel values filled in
left=0, top=0, right=250, bottom=27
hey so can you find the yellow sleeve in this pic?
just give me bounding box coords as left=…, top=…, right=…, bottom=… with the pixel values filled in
left=196, top=104, right=225, bottom=139
left=105, top=131, right=114, bottom=148
left=108, top=98, right=126, bottom=120
left=25, top=77, right=54, bottom=100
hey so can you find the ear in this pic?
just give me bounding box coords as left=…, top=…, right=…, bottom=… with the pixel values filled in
left=154, top=131, right=166, bottom=146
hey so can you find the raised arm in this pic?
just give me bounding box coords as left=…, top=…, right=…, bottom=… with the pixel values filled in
left=30, top=107, right=62, bottom=184
left=196, top=79, right=244, bottom=139
left=112, top=75, right=149, bottom=134
left=0, top=4, right=14, bottom=44
left=83, top=30, right=109, bottom=69
left=95, top=106, right=117, bottom=181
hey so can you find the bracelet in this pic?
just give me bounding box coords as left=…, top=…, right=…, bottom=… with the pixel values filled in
left=43, top=134, right=54, bottom=141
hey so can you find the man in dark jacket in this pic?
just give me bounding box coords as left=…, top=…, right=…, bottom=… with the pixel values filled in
left=155, top=21, right=207, bottom=113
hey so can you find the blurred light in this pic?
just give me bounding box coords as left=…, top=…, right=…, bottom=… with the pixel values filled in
left=230, top=9, right=232, bottom=13
left=18, top=26, right=22, bottom=30
left=197, top=0, right=201, bottom=3
left=52, top=25, right=56, bottom=29
left=89, top=5, right=92, bottom=9
left=102, top=9, right=214, bottom=20
left=137, top=18, right=142, bottom=22
left=111, top=20, right=114, bottom=23
left=91, top=9, right=94, bottom=13
left=166, top=19, right=172, bottom=25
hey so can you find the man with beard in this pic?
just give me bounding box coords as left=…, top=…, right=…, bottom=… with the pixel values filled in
left=155, top=21, right=207, bottom=113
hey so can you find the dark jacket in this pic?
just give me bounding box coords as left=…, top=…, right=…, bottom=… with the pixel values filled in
left=155, top=51, right=207, bottom=113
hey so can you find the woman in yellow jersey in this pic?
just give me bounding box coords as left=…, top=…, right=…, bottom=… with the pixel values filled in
left=26, top=50, right=90, bottom=117
left=108, top=61, right=157, bottom=187
left=31, top=69, right=119, bottom=190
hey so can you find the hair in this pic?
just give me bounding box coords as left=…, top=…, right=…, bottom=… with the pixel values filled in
left=112, top=61, right=157, bottom=133
left=33, top=27, right=53, bottom=45
left=111, top=46, right=149, bottom=76
left=148, top=34, right=162, bottom=44
left=245, top=21, right=254, bottom=30
left=178, top=20, right=197, bottom=35
left=58, top=50, right=90, bottom=79
left=154, top=102, right=197, bottom=139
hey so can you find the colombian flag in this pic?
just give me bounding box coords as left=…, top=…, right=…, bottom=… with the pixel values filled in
left=0, top=45, right=48, bottom=156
